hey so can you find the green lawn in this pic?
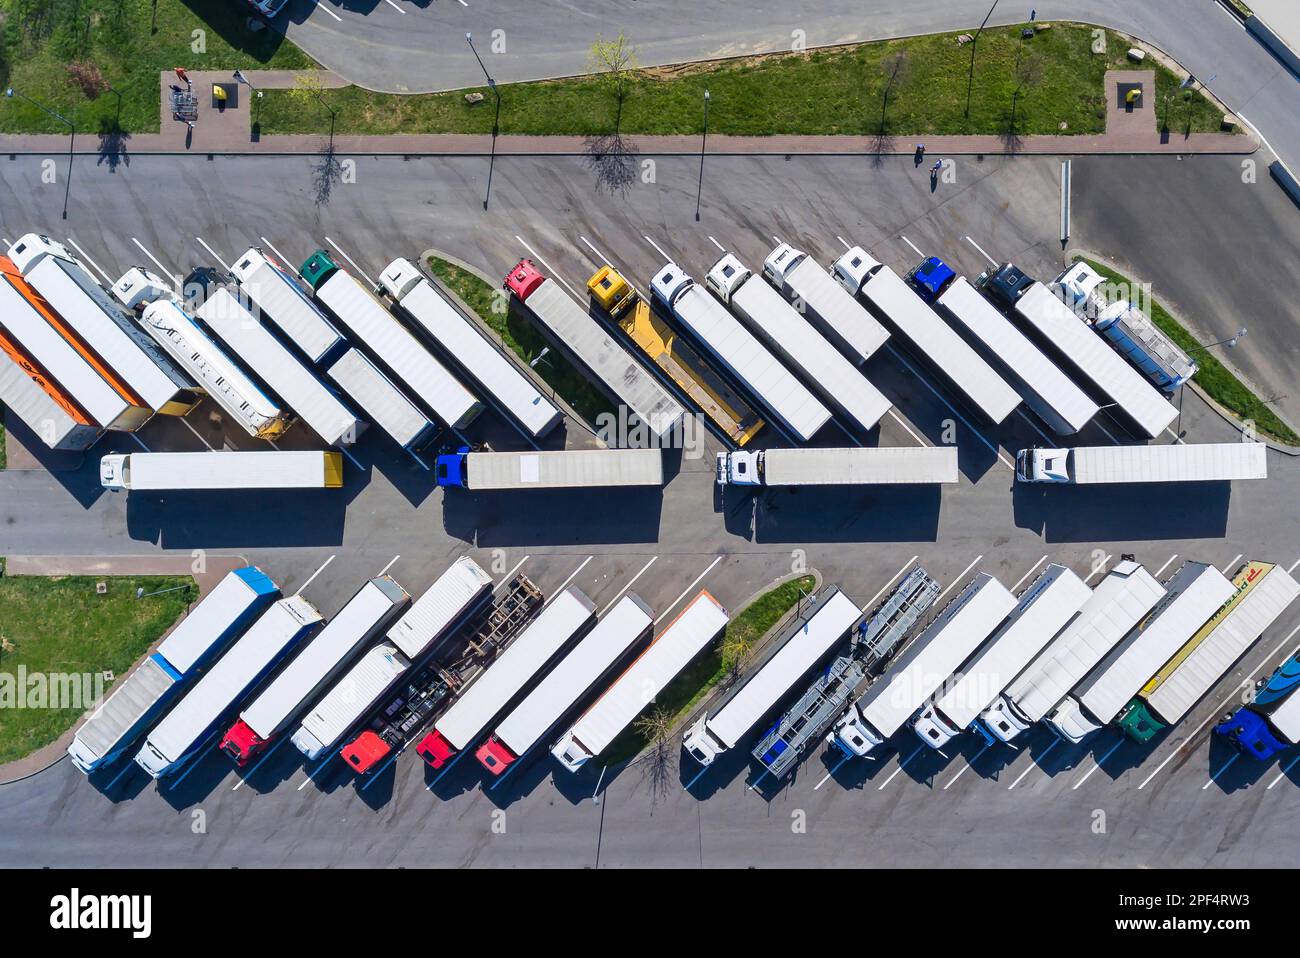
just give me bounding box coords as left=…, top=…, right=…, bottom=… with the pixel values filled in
left=603, top=575, right=817, bottom=766
left=0, top=0, right=313, bottom=135
left=426, top=256, right=615, bottom=428
left=261, top=24, right=1228, bottom=138
left=1079, top=258, right=1298, bottom=444
left=0, top=567, right=196, bottom=764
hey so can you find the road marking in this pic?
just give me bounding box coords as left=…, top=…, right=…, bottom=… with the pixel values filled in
left=1203, top=753, right=1238, bottom=789
left=1007, top=738, right=1059, bottom=789
left=601, top=557, right=657, bottom=615
left=1083, top=555, right=1113, bottom=584
left=578, top=235, right=615, bottom=274
left=861, top=556, right=918, bottom=612
left=1154, top=553, right=1179, bottom=579
left=836, top=236, right=851, bottom=251
left=426, top=748, right=466, bottom=790
left=642, top=234, right=673, bottom=263
left=1165, top=426, right=1185, bottom=445
left=338, top=446, right=363, bottom=470
left=298, top=753, right=334, bottom=790
left=660, top=556, right=723, bottom=619
left=546, top=555, right=594, bottom=605
left=377, top=554, right=401, bottom=577
left=325, top=237, right=376, bottom=286
left=943, top=745, right=989, bottom=789
left=309, top=0, right=344, bottom=21
left=1071, top=739, right=1122, bottom=789
left=1138, top=621, right=1300, bottom=789
left=167, top=741, right=216, bottom=790
left=360, top=752, right=399, bottom=788
left=1094, top=420, right=1121, bottom=445
left=383, top=0, right=405, bottom=11
left=195, top=236, right=232, bottom=273
left=131, top=237, right=182, bottom=291
left=934, top=555, right=982, bottom=605
left=1010, top=555, right=1048, bottom=593
left=294, top=554, right=337, bottom=597
left=888, top=409, right=928, bottom=447
left=233, top=737, right=289, bottom=790
left=259, top=237, right=298, bottom=274
left=877, top=746, right=924, bottom=790
left=105, top=759, right=137, bottom=792
left=513, top=234, right=581, bottom=299
left=1267, top=753, right=1300, bottom=789
left=1289, top=557, right=1300, bottom=575
left=177, top=415, right=214, bottom=450
left=1016, top=408, right=1056, bottom=448
left=962, top=235, right=997, bottom=269
left=130, top=432, right=151, bottom=452
left=63, top=236, right=115, bottom=285
left=1221, top=554, right=1243, bottom=574
left=898, top=235, right=925, bottom=259
left=814, top=752, right=851, bottom=790
left=706, top=235, right=726, bottom=252
left=498, top=555, right=530, bottom=588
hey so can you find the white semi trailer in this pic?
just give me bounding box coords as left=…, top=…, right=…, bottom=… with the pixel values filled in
left=651, top=261, right=830, bottom=443
left=1016, top=442, right=1268, bottom=484
left=978, top=559, right=1166, bottom=744
left=715, top=446, right=958, bottom=486
left=229, top=247, right=345, bottom=364
left=706, top=251, right=891, bottom=435
left=0, top=347, right=102, bottom=452
left=326, top=348, right=440, bottom=464
left=831, top=574, right=1017, bottom=757
left=762, top=242, right=889, bottom=364
left=99, top=451, right=344, bottom=492
left=436, top=447, right=663, bottom=490
left=912, top=563, right=1092, bottom=750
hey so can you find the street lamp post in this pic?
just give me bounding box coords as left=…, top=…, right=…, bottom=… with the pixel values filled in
left=6, top=88, right=75, bottom=220
left=467, top=32, right=502, bottom=210
left=1177, top=328, right=1246, bottom=435
left=695, top=89, right=710, bottom=221
left=233, top=70, right=264, bottom=139
left=964, top=0, right=1001, bottom=119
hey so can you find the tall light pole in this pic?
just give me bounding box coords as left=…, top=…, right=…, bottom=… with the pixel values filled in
left=6, top=88, right=74, bottom=220
left=467, top=31, right=501, bottom=210
left=233, top=70, right=263, bottom=139
left=695, top=89, right=710, bottom=222
left=963, top=0, right=1001, bottom=119
left=1177, top=328, right=1246, bottom=436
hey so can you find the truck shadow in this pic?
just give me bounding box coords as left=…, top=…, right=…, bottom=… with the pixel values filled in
left=2, top=415, right=106, bottom=509
left=1205, top=735, right=1273, bottom=794
left=749, top=485, right=942, bottom=543
left=441, top=486, right=666, bottom=547
left=1012, top=480, right=1231, bottom=542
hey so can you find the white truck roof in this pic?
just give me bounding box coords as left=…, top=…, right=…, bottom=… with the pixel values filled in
left=313, top=267, right=483, bottom=430
left=1001, top=560, right=1165, bottom=723
left=230, top=248, right=344, bottom=363
left=1067, top=443, right=1267, bottom=483
left=0, top=274, right=137, bottom=430
left=706, top=589, right=861, bottom=750
left=197, top=287, right=363, bottom=447
left=69, top=658, right=175, bottom=772
left=652, top=262, right=830, bottom=442
left=387, top=556, right=493, bottom=661
left=381, top=259, right=562, bottom=439
left=1143, top=562, right=1300, bottom=725
left=156, top=567, right=280, bottom=674
left=839, top=250, right=1021, bottom=423
left=1068, top=562, right=1235, bottom=727
left=327, top=348, right=434, bottom=450
left=240, top=577, right=410, bottom=740
left=463, top=449, right=663, bottom=489
left=859, top=573, right=1017, bottom=738
left=937, top=277, right=1098, bottom=434
left=520, top=275, right=684, bottom=440
left=552, top=591, right=728, bottom=770
left=763, top=244, right=889, bottom=363
left=759, top=446, right=958, bottom=485
left=291, top=642, right=411, bottom=759
left=493, top=594, right=654, bottom=756
left=433, top=588, right=596, bottom=751
left=924, top=565, right=1091, bottom=733
left=1013, top=283, right=1177, bottom=438
left=106, top=451, right=341, bottom=491
left=138, top=595, right=322, bottom=773
left=0, top=350, right=99, bottom=451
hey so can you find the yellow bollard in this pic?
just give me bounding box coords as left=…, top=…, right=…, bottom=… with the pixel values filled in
left=213, top=84, right=228, bottom=102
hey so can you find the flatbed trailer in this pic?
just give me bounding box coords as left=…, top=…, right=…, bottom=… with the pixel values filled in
left=229, top=247, right=345, bottom=364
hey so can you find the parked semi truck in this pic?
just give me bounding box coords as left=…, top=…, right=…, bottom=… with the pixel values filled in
left=0, top=255, right=151, bottom=432
left=229, top=247, right=345, bottom=364
left=9, top=233, right=201, bottom=416
left=381, top=257, right=562, bottom=439
left=302, top=251, right=485, bottom=430
left=0, top=333, right=101, bottom=452
left=506, top=258, right=686, bottom=441
left=195, top=285, right=365, bottom=447
left=1045, top=562, right=1236, bottom=744
left=1117, top=561, right=1300, bottom=742
left=1055, top=261, right=1197, bottom=391
left=978, top=560, right=1166, bottom=744
left=478, top=594, right=655, bottom=775
left=762, top=242, right=890, bottom=365
left=1016, top=442, right=1267, bottom=484
left=67, top=567, right=278, bottom=774
left=416, top=588, right=597, bottom=769
left=913, top=563, right=1091, bottom=750
left=99, top=451, right=344, bottom=492
left=833, top=245, right=1021, bottom=424
left=683, top=587, right=862, bottom=767
left=716, top=446, right=958, bottom=486
left=1216, top=651, right=1300, bottom=759
left=326, top=348, right=441, bottom=464
left=651, top=261, right=831, bottom=443
left=907, top=256, right=1098, bottom=435
left=705, top=251, right=891, bottom=435
left=832, top=574, right=1017, bottom=757
left=436, top=447, right=663, bottom=490
left=976, top=263, right=1177, bottom=439
left=588, top=265, right=766, bottom=447
left=134, top=594, right=323, bottom=779
left=553, top=590, right=728, bottom=772
left=219, top=576, right=411, bottom=765
left=112, top=268, right=290, bottom=440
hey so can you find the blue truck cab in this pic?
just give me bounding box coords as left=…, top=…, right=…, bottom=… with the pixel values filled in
left=1214, top=652, right=1300, bottom=760
left=435, top=446, right=471, bottom=488
left=905, top=257, right=956, bottom=304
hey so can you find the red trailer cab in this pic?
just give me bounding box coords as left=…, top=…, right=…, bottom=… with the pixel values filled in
left=219, top=719, right=268, bottom=767
left=415, top=729, right=458, bottom=769
left=475, top=737, right=517, bottom=776
left=340, top=731, right=391, bottom=774
left=504, top=259, right=546, bottom=301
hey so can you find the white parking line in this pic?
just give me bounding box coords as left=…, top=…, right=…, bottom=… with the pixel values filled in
left=943, top=744, right=989, bottom=789
left=659, top=556, right=723, bottom=619
left=178, top=415, right=214, bottom=450
left=167, top=741, right=216, bottom=790
left=325, top=237, right=376, bottom=286
left=1203, top=753, right=1239, bottom=789
left=860, top=556, right=918, bottom=612
left=104, top=759, right=137, bottom=792
left=962, top=235, right=998, bottom=269
left=933, top=555, right=982, bottom=605
left=63, top=236, right=115, bottom=285
left=233, top=737, right=290, bottom=790
left=294, top=554, right=337, bottom=597
left=1154, top=553, right=1179, bottom=579
left=1007, top=738, right=1059, bottom=789
left=298, top=754, right=334, bottom=790
left=877, top=746, right=925, bottom=790
left=813, top=752, right=851, bottom=790
left=1010, top=555, right=1048, bottom=593
left=130, top=432, right=151, bottom=452
left=888, top=410, right=928, bottom=447
left=383, top=0, right=405, bottom=11
left=259, top=237, right=298, bottom=274
left=1221, top=554, right=1243, bottom=574
left=1017, top=408, right=1057, bottom=447
left=515, top=234, right=581, bottom=299
left=546, top=555, right=594, bottom=605
left=1094, top=420, right=1121, bottom=445
left=706, top=235, right=726, bottom=252
left=195, top=236, right=232, bottom=273
left=1267, top=753, right=1300, bottom=789
left=1071, top=739, right=1122, bottom=789
left=377, top=554, right=401, bottom=577
left=643, top=234, right=673, bottom=263
left=578, top=236, right=614, bottom=275
left=601, top=556, right=657, bottom=615
left=498, top=555, right=530, bottom=587
left=1289, top=558, right=1300, bottom=575
left=1084, top=555, right=1113, bottom=584
left=898, top=235, right=925, bottom=260
left=310, top=0, right=343, bottom=21
left=131, top=237, right=181, bottom=291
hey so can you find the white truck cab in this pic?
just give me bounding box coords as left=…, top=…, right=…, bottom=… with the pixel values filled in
left=650, top=262, right=693, bottom=309
left=99, top=454, right=129, bottom=491
left=1044, top=697, right=1103, bottom=745
left=1053, top=262, right=1107, bottom=316
left=715, top=450, right=761, bottom=486
left=112, top=267, right=174, bottom=311
left=829, top=704, right=885, bottom=757
left=978, top=696, right=1033, bottom=744
left=1015, top=448, right=1070, bottom=483
left=704, top=253, right=750, bottom=303
left=912, top=705, right=963, bottom=750
left=761, top=243, right=803, bottom=287
left=832, top=246, right=883, bottom=297
left=681, top=716, right=728, bottom=766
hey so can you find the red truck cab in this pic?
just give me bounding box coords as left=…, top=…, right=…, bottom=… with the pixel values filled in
left=415, top=729, right=458, bottom=769
left=340, top=731, right=391, bottom=775
left=219, top=719, right=268, bottom=767
left=474, top=738, right=517, bottom=776
left=504, top=259, right=546, bottom=301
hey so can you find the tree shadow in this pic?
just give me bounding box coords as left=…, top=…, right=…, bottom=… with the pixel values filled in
left=311, top=140, right=343, bottom=207
left=96, top=119, right=131, bottom=173
left=583, top=132, right=639, bottom=196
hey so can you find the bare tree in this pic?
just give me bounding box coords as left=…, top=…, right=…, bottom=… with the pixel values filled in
left=588, top=32, right=639, bottom=135
left=632, top=707, right=676, bottom=806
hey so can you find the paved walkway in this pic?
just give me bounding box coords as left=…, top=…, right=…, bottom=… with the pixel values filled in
left=0, top=69, right=1255, bottom=157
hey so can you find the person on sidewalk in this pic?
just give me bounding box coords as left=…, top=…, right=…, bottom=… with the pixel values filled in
left=914, top=143, right=926, bottom=167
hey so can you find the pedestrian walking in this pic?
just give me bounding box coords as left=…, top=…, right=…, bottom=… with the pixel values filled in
left=931, top=159, right=943, bottom=173
left=914, top=143, right=926, bottom=167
